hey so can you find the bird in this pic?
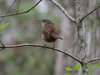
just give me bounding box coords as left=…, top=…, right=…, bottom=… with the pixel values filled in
left=40, top=19, right=63, bottom=49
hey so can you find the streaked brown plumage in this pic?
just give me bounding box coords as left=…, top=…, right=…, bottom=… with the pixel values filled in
left=41, top=19, right=62, bottom=47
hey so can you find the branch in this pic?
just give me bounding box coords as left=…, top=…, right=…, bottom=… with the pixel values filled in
left=49, top=0, right=76, bottom=23
left=0, top=0, right=16, bottom=24
left=0, top=43, right=82, bottom=63
left=80, top=4, right=100, bottom=22
left=0, top=0, right=42, bottom=18
left=87, top=57, right=100, bottom=64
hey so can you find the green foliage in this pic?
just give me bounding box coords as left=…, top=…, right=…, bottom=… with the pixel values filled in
left=80, top=73, right=83, bottom=75
left=96, top=63, right=100, bottom=67
left=65, top=67, right=73, bottom=71
left=19, top=2, right=35, bottom=14
left=11, top=67, right=22, bottom=75
left=87, top=65, right=93, bottom=70
left=65, top=63, right=100, bottom=75
left=6, top=51, right=15, bottom=61
left=88, top=72, right=91, bottom=75
left=65, top=74, right=72, bottom=75
left=0, top=22, right=9, bottom=31
left=18, top=2, right=40, bottom=20
left=65, top=64, right=81, bottom=75
left=74, top=64, right=81, bottom=70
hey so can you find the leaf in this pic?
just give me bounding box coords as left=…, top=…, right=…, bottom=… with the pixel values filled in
left=80, top=73, right=83, bottom=75
left=0, top=22, right=9, bottom=31
left=96, top=63, right=100, bottom=67
left=74, top=64, right=81, bottom=70
left=88, top=72, right=91, bottom=75
left=65, top=67, right=73, bottom=71
left=65, top=73, right=72, bottom=75
left=87, top=65, right=93, bottom=70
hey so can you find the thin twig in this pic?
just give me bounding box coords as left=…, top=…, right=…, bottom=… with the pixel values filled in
left=50, top=0, right=76, bottom=23
left=0, top=0, right=16, bottom=24
left=0, top=0, right=42, bottom=18
left=0, top=0, right=16, bottom=49
left=0, top=43, right=82, bottom=63
left=87, top=57, right=100, bottom=64
left=80, top=4, right=100, bottom=22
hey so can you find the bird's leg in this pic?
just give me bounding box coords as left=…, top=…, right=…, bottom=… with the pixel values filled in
left=43, top=41, right=46, bottom=47
left=43, top=41, right=46, bottom=50
left=53, top=42, right=55, bottom=52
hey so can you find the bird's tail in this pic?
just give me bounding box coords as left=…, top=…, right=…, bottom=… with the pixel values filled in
left=59, top=37, right=63, bottom=40
left=52, top=33, right=63, bottom=40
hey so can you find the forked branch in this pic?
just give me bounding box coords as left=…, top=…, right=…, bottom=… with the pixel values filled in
left=50, top=0, right=76, bottom=23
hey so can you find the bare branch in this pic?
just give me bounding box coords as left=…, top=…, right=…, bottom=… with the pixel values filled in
left=87, top=57, right=100, bottom=64
left=0, top=0, right=42, bottom=18
left=0, top=43, right=82, bottom=63
left=49, top=0, right=76, bottom=23
left=80, top=4, right=100, bottom=22
left=0, top=0, right=16, bottom=24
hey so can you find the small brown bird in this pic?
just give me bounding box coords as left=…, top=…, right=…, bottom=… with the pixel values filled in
left=41, top=19, right=63, bottom=48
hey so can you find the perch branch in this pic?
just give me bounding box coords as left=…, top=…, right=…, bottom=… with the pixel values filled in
left=80, top=4, right=100, bottom=22
left=0, top=43, right=82, bottom=63
left=0, top=0, right=42, bottom=18
left=50, top=0, right=76, bottom=23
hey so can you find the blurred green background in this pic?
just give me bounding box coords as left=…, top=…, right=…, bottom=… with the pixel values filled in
left=0, top=0, right=61, bottom=75
left=0, top=0, right=100, bottom=75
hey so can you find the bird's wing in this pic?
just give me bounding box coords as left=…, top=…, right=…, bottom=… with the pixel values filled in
left=51, top=28, right=63, bottom=40
left=42, top=28, right=52, bottom=39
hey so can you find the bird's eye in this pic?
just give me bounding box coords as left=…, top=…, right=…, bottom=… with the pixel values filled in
left=45, top=21, right=48, bottom=23
left=44, top=21, right=47, bottom=23
left=42, top=19, right=51, bottom=24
